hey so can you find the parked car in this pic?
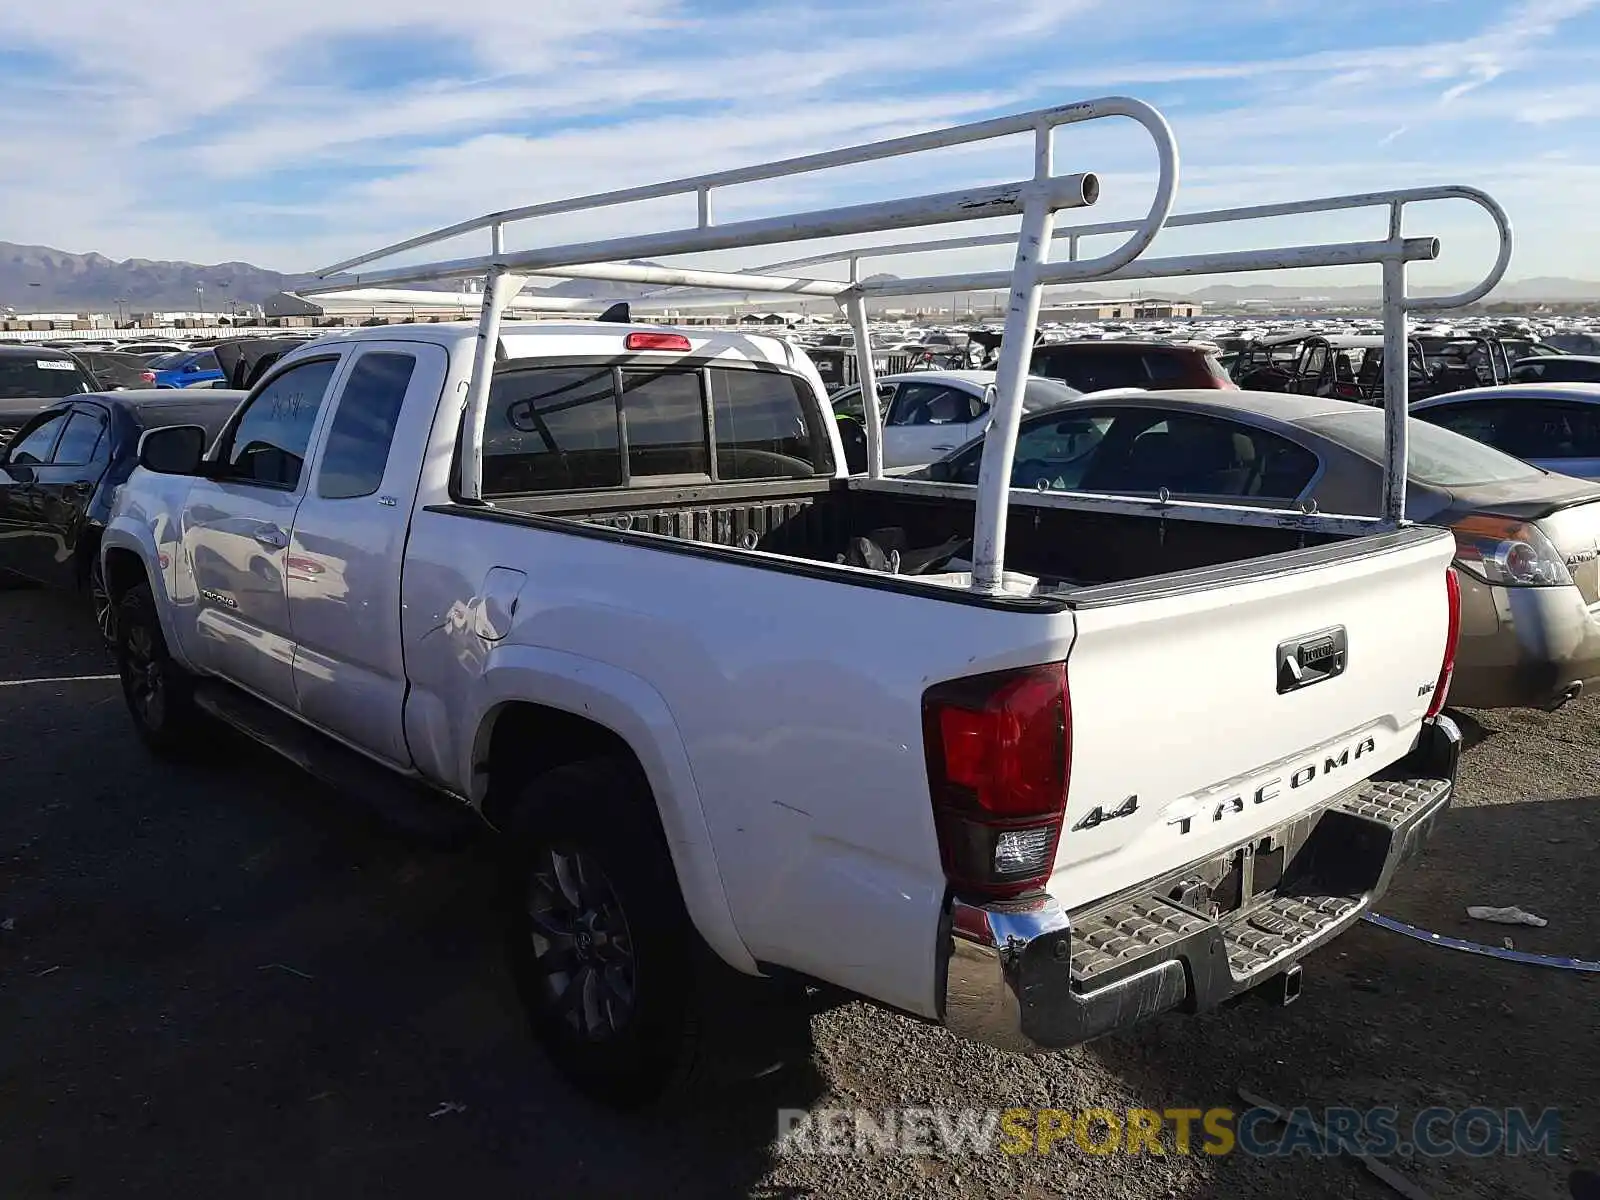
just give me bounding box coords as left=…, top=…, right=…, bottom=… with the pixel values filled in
left=0, top=345, right=97, bottom=445
left=1507, top=355, right=1600, bottom=385
left=0, top=389, right=244, bottom=635
left=105, top=319, right=1460, bottom=1105
left=153, top=349, right=224, bottom=388
left=1412, top=383, right=1600, bottom=479
left=115, top=341, right=190, bottom=358
left=71, top=349, right=158, bottom=391
left=919, top=388, right=1600, bottom=710
left=828, top=370, right=1083, bottom=469
left=1029, top=338, right=1236, bottom=391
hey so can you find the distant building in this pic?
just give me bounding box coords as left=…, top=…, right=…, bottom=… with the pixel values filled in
left=1039, top=298, right=1201, bottom=321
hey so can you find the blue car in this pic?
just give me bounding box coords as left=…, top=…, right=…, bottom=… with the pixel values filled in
left=152, top=349, right=223, bottom=389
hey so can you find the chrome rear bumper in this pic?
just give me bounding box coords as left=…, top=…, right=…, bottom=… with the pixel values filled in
left=939, top=715, right=1460, bottom=1051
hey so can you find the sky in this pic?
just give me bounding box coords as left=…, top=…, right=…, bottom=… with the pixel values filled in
left=1, top=0, right=1597, bottom=294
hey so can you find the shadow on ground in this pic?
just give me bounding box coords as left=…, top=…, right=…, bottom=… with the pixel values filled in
left=0, top=675, right=825, bottom=1199
left=1083, top=792, right=1599, bottom=1200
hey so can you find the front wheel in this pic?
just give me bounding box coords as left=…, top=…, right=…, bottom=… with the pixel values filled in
left=116, top=581, right=205, bottom=756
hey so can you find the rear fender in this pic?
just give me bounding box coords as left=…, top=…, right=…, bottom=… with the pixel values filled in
left=468, top=644, right=758, bottom=975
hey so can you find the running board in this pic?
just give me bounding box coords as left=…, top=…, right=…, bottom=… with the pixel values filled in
left=191, top=681, right=484, bottom=845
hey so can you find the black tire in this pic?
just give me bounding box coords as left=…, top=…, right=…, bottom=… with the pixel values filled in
left=87, top=555, right=114, bottom=648
left=501, top=758, right=811, bottom=1108
left=115, top=581, right=204, bottom=757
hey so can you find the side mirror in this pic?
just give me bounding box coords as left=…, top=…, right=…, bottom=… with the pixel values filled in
left=138, top=425, right=209, bottom=476
left=182, top=362, right=198, bottom=373
left=926, top=459, right=952, bottom=483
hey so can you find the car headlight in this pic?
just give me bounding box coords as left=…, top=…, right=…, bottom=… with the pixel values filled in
left=1451, top=516, right=1573, bottom=588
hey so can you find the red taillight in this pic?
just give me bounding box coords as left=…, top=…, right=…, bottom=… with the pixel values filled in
left=141, top=371, right=155, bottom=383
left=1427, top=567, right=1462, bottom=718
left=923, top=663, right=1070, bottom=899
left=624, top=331, right=692, bottom=352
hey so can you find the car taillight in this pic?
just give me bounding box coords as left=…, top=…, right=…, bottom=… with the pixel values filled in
left=1450, top=515, right=1572, bottom=587
left=922, top=663, right=1070, bottom=899
left=1427, top=568, right=1462, bottom=719
left=141, top=371, right=155, bottom=384
left=624, top=331, right=692, bottom=352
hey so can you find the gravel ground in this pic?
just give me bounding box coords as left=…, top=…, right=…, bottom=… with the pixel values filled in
left=0, top=579, right=1594, bottom=1199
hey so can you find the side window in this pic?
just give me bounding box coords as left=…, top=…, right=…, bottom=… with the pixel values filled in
left=1299, top=345, right=1329, bottom=379
left=7, top=413, right=66, bottom=465
left=220, top=358, right=340, bottom=489
left=830, top=383, right=893, bottom=424
left=1495, top=400, right=1600, bottom=458
left=949, top=412, right=1115, bottom=487
left=621, top=370, right=708, bottom=480
left=889, top=383, right=978, bottom=427
left=1417, top=401, right=1503, bottom=447
left=192, top=351, right=219, bottom=373
left=51, top=411, right=108, bottom=466
left=482, top=366, right=621, bottom=496
left=1079, top=410, right=1317, bottom=498
left=316, top=353, right=417, bottom=499
left=708, top=369, right=823, bottom=480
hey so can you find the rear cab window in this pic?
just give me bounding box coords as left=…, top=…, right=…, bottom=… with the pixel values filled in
left=480, top=361, right=829, bottom=498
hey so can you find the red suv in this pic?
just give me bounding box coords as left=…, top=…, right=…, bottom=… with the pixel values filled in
left=1029, top=340, right=1237, bottom=392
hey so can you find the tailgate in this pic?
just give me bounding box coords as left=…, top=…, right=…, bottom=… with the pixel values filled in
left=1050, top=526, right=1455, bottom=911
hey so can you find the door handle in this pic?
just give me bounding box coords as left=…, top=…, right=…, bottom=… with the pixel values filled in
left=253, top=527, right=288, bottom=550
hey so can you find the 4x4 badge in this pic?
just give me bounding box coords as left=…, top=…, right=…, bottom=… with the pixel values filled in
left=1072, top=795, right=1138, bottom=832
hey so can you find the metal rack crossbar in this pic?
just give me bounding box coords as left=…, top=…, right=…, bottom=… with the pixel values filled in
left=298, top=96, right=1512, bottom=596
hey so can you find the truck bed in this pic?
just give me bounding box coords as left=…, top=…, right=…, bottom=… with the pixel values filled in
left=486, top=476, right=1345, bottom=595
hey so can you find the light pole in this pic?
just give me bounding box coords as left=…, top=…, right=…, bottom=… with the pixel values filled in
left=217, top=280, right=231, bottom=324
left=195, top=284, right=206, bottom=323
left=114, top=296, right=129, bottom=327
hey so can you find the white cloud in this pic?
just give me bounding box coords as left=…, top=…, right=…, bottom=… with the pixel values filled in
left=0, top=0, right=1595, bottom=292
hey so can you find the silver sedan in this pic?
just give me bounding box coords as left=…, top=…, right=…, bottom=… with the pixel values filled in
left=922, top=389, right=1600, bottom=710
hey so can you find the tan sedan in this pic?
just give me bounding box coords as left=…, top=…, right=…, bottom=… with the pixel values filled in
left=923, top=389, right=1600, bottom=710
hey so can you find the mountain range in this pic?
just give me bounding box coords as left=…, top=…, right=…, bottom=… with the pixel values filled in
left=1, top=241, right=293, bottom=313
left=3, top=239, right=1597, bottom=310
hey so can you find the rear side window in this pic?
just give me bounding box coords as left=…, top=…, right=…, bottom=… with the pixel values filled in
left=1420, top=398, right=1600, bottom=459
left=709, top=370, right=818, bottom=480
left=52, top=411, right=107, bottom=465
left=317, top=353, right=417, bottom=499
left=480, top=363, right=826, bottom=497
left=1306, top=409, right=1544, bottom=485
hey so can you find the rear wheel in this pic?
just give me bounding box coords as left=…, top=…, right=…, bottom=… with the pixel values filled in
left=116, top=581, right=204, bottom=756
left=501, top=758, right=811, bottom=1108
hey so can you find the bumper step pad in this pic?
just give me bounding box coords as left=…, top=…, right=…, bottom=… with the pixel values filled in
left=1067, top=771, right=1452, bottom=999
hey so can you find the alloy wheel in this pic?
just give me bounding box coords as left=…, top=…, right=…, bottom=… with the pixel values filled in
left=525, top=848, right=637, bottom=1040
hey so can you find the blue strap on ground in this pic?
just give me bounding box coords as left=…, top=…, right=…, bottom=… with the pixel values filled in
left=1362, top=912, right=1600, bottom=973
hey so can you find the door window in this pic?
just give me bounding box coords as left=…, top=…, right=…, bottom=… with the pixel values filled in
left=316, top=353, right=417, bottom=499
left=51, top=411, right=108, bottom=466
left=7, top=413, right=66, bottom=465
left=219, top=358, right=340, bottom=489
left=887, top=383, right=981, bottom=427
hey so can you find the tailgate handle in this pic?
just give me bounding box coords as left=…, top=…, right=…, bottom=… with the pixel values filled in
left=1276, top=626, right=1347, bottom=694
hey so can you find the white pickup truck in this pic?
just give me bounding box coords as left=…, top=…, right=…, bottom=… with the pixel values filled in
left=103, top=316, right=1461, bottom=1102
left=100, top=98, right=1493, bottom=1107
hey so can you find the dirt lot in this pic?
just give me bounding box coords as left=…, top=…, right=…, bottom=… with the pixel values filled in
left=1, top=581, right=1594, bottom=1199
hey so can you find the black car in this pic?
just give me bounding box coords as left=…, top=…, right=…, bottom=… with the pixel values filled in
left=0, top=345, right=98, bottom=444
left=1508, top=355, right=1600, bottom=385
left=0, top=389, right=244, bottom=639
left=71, top=349, right=158, bottom=391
